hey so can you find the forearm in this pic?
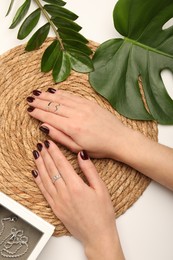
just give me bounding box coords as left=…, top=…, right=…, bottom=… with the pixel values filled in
left=84, top=229, right=125, bottom=260
left=112, top=128, right=173, bottom=190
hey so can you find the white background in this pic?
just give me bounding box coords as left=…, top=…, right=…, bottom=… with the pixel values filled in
left=0, top=1, right=173, bottom=259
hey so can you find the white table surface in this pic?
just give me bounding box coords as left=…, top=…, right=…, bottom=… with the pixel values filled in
left=0, top=1, right=173, bottom=259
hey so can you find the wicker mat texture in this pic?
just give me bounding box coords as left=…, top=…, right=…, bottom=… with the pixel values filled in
left=0, top=38, right=158, bottom=236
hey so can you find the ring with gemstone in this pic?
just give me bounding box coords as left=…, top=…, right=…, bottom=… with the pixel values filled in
left=52, top=174, right=61, bottom=184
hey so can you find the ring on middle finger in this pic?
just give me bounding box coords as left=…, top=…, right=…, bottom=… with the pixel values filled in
left=52, top=173, right=62, bottom=184
left=54, top=104, right=60, bottom=113
left=47, top=101, right=60, bottom=113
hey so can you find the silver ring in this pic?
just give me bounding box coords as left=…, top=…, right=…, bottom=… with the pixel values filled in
left=47, top=101, right=52, bottom=111
left=54, top=104, right=60, bottom=113
left=52, top=174, right=61, bottom=184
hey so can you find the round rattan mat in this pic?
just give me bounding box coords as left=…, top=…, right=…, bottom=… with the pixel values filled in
left=0, top=38, right=158, bottom=236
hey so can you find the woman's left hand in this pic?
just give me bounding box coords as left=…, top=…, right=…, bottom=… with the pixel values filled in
left=32, top=140, right=124, bottom=260
left=27, top=89, right=129, bottom=160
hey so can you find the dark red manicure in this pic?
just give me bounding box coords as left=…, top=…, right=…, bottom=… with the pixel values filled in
left=33, top=90, right=41, bottom=96
left=47, top=88, right=56, bottom=94
left=27, top=106, right=35, bottom=112
left=37, top=143, right=43, bottom=152
left=39, top=125, right=49, bottom=134
left=27, top=96, right=35, bottom=103
left=33, top=150, right=39, bottom=160
left=80, top=150, right=89, bottom=160
left=44, top=140, right=50, bottom=148
left=32, top=170, right=38, bottom=178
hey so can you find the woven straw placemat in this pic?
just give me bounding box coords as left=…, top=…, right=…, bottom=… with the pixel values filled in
left=0, top=38, right=158, bottom=237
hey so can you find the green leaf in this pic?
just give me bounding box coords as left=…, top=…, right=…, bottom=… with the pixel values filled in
left=59, top=27, right=88, bottom=44
left=52, top=16, right=82, bottom=32
left=6, top=0, right=15, bottom=16
left=44, top=4, right=78, bottom=21
left=41, top=40, right=61, bottom=72
left=43, top=0, right=66, bottom=6
left=90, top=0, right=173, bottom=124
left=17, top=9, right=41, bottom=40
left=63, top=40, right=92, bottom=56
left=67, top=51, right=93, bottom=73
left=25, top=23, right=50, bottom=51
left=9, top=0, right=31, bottom=29
left=53, top=51, right=71, bottom=82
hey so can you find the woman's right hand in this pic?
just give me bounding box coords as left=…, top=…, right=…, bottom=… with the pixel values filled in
left=32, top=140, right=125, bottom=260
left=27, top=89, right=130, bottom=159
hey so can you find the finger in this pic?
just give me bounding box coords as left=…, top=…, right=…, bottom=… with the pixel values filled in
left=27, top=107, right=70, bottom=135
left=38, top=142, right=66, bottom=192
left=32, top=89, right=79, bottom=108
left=27, top=97, right=75, bottom=118
left=45, top=140, right=83, bottom=187
left=31, top=170, right=55, bottom=207
left=78, top=151, right=104, bottom=190
left=32, top=88, right=88, bottom=107
left=32, top=150, right=58, bottom=199
left=39, top=124, right=82, bottom=153
left=54, top=89, right=87, bottom=104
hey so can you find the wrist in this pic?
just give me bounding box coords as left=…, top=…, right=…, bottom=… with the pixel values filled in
left=111, top=126, right=153, bottom=169
left=109, top=124, right=137, bottom=163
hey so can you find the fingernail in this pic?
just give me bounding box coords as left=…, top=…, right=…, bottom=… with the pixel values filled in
left=39, top=125, right=49, bottom=134
left=44, top=140, right=50, bottom=148
left=80, top=150, right=89, bottom=160
left=33, top=90, right=41, bottom=96
left=37, top=143, right=43, bottom=152
left=33, top=150, right=39, bottom=160
left=27, top=106, right=35, bottom=112
left=26, top=96, right=35, bottom=103
left=47, top=88, right=56, bottom=94
left=32, top=170, right=38, bottom=178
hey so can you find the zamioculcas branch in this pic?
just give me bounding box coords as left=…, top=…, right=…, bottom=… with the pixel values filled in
left=7, top=0, right=93, bottom=83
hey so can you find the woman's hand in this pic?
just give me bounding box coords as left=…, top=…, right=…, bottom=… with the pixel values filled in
left=27, top=88, right=129, bottom=159
left=32, top=140, right=124, bottom=260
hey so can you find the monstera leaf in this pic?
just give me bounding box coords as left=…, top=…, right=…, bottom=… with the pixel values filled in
left=90, top=0, right=173, bottom=124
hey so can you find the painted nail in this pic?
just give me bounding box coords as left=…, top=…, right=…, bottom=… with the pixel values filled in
left=80, top=150, right=89, bottom=160
left=33, top=150, right=39, bottom=160
left=47, top=88, right=56, bottom=94
left=26, top=96, right=35, bottom=103
left=33, top=90, right=41, bottom=96
left=32, top=170, right=38, bottom=178
left=39, top=125, right=49, bottom=134
left=37, top=143, right=43, bottom=152
left=44, top=140, right=50, bottom=149
left=27, top=106, right=35, bottom=112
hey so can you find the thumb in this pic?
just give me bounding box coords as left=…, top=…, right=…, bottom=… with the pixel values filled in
left=78, top=150, right=103, bottom=190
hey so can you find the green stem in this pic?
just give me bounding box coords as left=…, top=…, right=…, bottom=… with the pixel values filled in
left=125, top=37, right=173, bottom=59
left=34, top=0, right=64, bottom=50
